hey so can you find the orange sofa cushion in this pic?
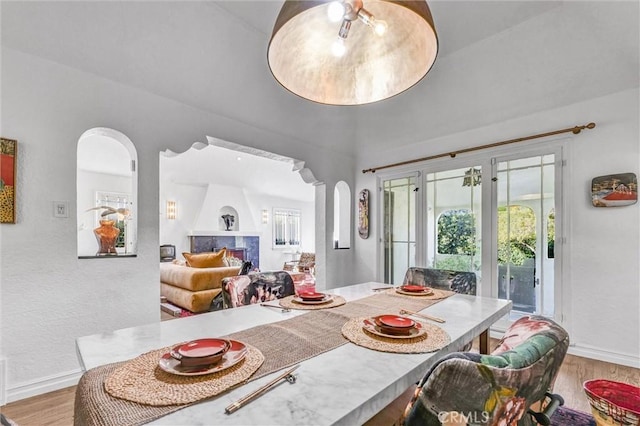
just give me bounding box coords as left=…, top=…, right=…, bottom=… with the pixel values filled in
left=183, top=248, right=226, bottom=268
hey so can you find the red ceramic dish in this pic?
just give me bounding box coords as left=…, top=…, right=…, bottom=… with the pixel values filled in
left=298, top=291, right=326, bottom=301
left=376, top=315, right=415, bottom=329
left=160, top=340, right=248, bottom=376
left=401, top=285, right=430, bottom=293
left=178, top=338, right=230, bottom=358
left=170, top=338, right=231, bottom=367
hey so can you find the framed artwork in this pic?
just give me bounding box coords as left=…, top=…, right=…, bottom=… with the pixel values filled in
left=358, top=189, right=369, bottom=239
left=1, top=138, right=17, bottom=223
left=591, top=172, right=637, bottom=207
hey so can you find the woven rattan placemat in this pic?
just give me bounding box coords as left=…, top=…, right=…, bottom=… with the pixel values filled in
left=279, top=294, right=347, bottom=310
left=75, top=291, right=454, bottom=426
left=342, top=317, right=450, bottom=353
left=104, top=344, right=264, bottom=405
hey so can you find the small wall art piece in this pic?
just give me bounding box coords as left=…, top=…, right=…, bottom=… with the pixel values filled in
left=0, top=138, right=17, bottom=223
left=592, top=172, right=637, bottom=207
left=358, top=189, right=369, bottom=239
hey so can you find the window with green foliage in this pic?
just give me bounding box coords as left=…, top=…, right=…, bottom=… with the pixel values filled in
left=437, top=209, right=477, bottom=256
left=547, top=209, right=555, bottom=258
left=497, top=205, right=536, bottom=266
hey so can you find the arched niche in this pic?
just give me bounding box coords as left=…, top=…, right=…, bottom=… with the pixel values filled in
left=77, top=127, right=138, bottom=257
left=219, top=205, right=239, bottom=231
left=333, top=181, right=351, bottom=249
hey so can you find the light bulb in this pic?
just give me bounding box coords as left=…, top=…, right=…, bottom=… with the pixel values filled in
left=373, top=19, right=388, bottom=36
left=331, top=38, right=346, bottom=57
left=327, top=1, right=345, bottom=23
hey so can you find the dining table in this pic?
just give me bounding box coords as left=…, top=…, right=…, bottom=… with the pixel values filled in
left=75, top=281, right=512, bottom=425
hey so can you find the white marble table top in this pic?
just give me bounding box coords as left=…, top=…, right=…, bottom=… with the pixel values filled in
left=76, top=282, right=512, bottom=425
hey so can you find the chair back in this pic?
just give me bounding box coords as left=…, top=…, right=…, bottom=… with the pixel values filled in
left=403, top=267, right=477, bottom=295
left=402, top=315, right=569, bottom=426
left=222, top=271, right=294, bottom=308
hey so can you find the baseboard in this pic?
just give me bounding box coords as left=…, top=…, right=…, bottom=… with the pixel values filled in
left=567, top=344, right=640, bottom=369
left=6, top=368, right=83, bottom=403
left=490, top=330, right=639, bottom=369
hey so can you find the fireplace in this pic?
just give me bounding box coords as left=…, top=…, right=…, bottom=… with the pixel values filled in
left=189, top=233, right=259, bottom=269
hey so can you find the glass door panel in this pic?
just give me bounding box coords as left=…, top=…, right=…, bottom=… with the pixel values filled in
left=383, top=176, right=416, bottom=284
left=425, top=167, right=482, bottom=276
left=496, top=154, right=555, bottom=317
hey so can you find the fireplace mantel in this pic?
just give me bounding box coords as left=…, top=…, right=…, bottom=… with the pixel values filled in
left=189, top=231, right=262, bottom=237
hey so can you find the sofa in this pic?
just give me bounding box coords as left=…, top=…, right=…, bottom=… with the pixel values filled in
left=160, top=251, right=241, bottom=312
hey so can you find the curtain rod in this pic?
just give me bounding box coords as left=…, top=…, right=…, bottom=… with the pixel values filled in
left=362, top=122, right=596, bottom=174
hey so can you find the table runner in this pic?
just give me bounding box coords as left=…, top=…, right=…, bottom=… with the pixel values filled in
left=74, top=290, right=453, bottom=426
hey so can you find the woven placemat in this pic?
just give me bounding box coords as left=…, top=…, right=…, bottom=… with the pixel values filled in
left=383, top=288, right=452, bottom=300
left=104, top=344, right=264, bottom=406
left=278, top=294, right=347, bottom=310
left=341, top=317, right=451, bottom=353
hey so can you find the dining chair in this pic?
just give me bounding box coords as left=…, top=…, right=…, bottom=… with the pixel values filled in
left=283, top=252, right=315, bottom=275
left=400, top=315, right=569, bottom=426
left=403, top=267, right=478, bottom=351
left=402, top=267, right=477, bottom=295
left=222, top=271, right=295, bottom=308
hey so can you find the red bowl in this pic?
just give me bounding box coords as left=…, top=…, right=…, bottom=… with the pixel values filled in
left=298, top=291, right=326, bottom=301
left=401, top=285, right=432, bottom=293
left=171, top=338, right=231, bottom=367
left=376, top=315, right=415, bottom=328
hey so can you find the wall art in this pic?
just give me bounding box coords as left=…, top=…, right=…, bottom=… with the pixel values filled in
left=0, top=138, right=17, bottom=223
left=358, top=189, right=369, bottom=239
left=591, top=172, right=637, bottom=207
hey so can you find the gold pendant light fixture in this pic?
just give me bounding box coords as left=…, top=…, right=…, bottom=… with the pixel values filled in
left=267, top=0, right=439, bottom=106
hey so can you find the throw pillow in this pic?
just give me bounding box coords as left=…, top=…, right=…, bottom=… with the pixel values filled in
left=183, top=248, right=226, bottom=268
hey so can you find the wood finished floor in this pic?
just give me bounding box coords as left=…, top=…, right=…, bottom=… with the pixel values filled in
left=2, top=331, right=638, bottom=425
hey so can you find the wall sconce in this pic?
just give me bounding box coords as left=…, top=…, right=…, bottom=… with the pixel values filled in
left=167, top=201, right=177, bottom=220
left=261, top=209, right=269, bottom=224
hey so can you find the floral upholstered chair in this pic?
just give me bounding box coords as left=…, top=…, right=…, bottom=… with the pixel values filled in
left=400, top=315, right=569, bottom=426
left=403, top=267, right=477, bottom=295
left=222, top=271, right=295, bottom=309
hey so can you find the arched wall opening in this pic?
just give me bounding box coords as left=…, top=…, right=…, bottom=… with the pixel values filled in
left=77, top=127, right=138, bottom=257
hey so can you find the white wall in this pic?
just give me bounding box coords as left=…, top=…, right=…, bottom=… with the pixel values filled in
left=0, top=47, right=356, bottom=401
left=243, top=192, right=315, bottom=271
left=355, top=88, right=640, bottom=367
left=159, top=181, right=207, bottom=257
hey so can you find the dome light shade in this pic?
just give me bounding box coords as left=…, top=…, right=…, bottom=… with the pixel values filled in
left=267, top=0, right=438, bottom=106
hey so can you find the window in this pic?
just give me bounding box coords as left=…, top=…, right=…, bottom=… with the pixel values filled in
left=273, top=208, right=301, bottom=248
left=437, top=209, right=477, bottom=256
left=426, top=166, right=481, bottom=274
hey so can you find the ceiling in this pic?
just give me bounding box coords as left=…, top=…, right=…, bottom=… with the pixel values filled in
left=2, top=1, right=639, bottom=157
left=161, top=143, right=315, bottom=202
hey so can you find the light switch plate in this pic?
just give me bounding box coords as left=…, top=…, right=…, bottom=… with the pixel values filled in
left=53, top=201, right=69, bottom=218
